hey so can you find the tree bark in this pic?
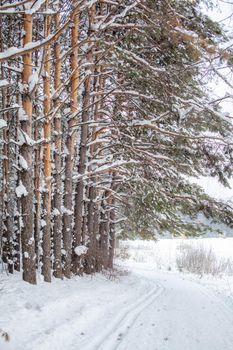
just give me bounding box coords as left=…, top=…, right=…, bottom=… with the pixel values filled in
left=62, top=6, right=79, bottom=278
left=42, top=10, right=52, bottom=282
left=73, top=5, right=95, bottom=274
left=20, top=14, right=36, bottom=284
left=85, top=34, right=105, bottom=273
left=53, top=3, right=63, bottom=279
left=108, top=174, right=117, bottom=268
left=34, top=95, right=41, bottom=269
left=33, top=41, right=41, bottom=270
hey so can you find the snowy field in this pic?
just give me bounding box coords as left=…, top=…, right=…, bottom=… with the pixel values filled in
left=121, top=237, right=233, bottom=272
left=1, top=238, right=233, bottom=350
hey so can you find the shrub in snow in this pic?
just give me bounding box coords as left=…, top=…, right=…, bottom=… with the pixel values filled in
left=115, top=244, right=130, bottom=260
left=101, top=265, right=130, bottom=281
left=176, top=244, right=233, bottom=276
left=0, top=329, right=10, bottom=342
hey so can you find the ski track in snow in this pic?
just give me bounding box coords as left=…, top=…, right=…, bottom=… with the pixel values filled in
left=1, top=264, right=233, bottom=350
left=111, top=267, right=233, bottom=350
left=81, top=282, right=164, bottom=350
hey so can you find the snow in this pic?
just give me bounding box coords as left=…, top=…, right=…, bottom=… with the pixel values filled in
left=1, top=238, right=233, bottom=350
left=0, top=35, right=54, bottom=61
left=0, top=79, right=9, bottom=88
left=52, top=208, right=60, bottom=216
left=28, top=70, right=39, bottom=92
left=0, top=119, right=7, bottom=129
left=18, top=107, right=28, bottom=121
left=25, top=0, right=46, bottom=15
left=41, top=219, right=46, bottom=228
left=61, top=206, right=73, bottom=216
left=74, top=245, right=88, bottom=256
left=174, top=26, right=198, bottom=39
left=18, top=155, right=28, bottom=170
left=15, top=181, right=28, bottom=198
left=123, top=238, right=233, bottom=270
left=18, top=129, right=34, bottom=146
left=191, top=176, right=233, bottom=202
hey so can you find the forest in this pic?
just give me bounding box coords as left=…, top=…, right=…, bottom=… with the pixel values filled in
left=0, top=0, right=233, bottom=285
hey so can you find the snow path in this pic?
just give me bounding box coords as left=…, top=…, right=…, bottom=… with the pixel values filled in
left=1, top=264, right=233, bottom=350
left=109, top=266, right=233, bottom=350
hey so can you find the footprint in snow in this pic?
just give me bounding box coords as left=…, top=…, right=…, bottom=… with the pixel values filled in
left=117, top=333, right=123, bottom=341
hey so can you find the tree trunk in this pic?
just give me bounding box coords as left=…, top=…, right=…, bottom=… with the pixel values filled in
left=34, top=110, right=41, bottom=269
left=85, top=36, right=104, bottom=273
left=2, top=88, right=14, bottom=274
left=108, top=181, right=116, bottom=269
left=15, top=87, right=21, bottom=272
left=63, top=6, right=79, bottom=278
left=20, top=14, right=36, bottom=284
left=98, top=191, right=110, bottom=270
left=73, top=5, right=95, bottom=274
left=53, top=3, right=63, bottom=279
left=42, top=11, right=52, bottom=282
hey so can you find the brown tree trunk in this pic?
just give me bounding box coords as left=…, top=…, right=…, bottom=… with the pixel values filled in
left=1, top=84, right=14, bottom=274
left=5, top=117, right=15, bottom=274
left=53, top=4, right=63, bottom=279
left=108, top=174, right=117, bottom=269
left=98, top=190, right=110, bottom=270
left=85, top=184, right=97, bottom=273
left=34, top=107, right=41, bottom=269
left=42, top=11, right=52, bottom=282
left=85, top=42, right=104, bottom=274
left=34, top=71, right=41, bottom=269
left=73, top=5, right=95, bottom=274
left=62, top=6, right=79, bottom=278
left=0, top=18, right=14, bottom=273
left=20, top=14, right=36, bottom=284
left=108, top=202, right=116, bottom=269
left=15, top=85, right=21, bottom=272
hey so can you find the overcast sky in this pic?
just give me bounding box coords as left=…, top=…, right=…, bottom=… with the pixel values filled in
left=207, top=0, right=233, bottom=112
left=193, top=0, right=233, bottom=202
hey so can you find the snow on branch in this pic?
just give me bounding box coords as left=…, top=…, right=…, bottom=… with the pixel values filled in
left=116, top=47, right=165, bottom=75
left=0, top=4, right=81, bottom=62
left=73, top=160, right=138, bottom=180
left=129, top=121, right=233, bottom=145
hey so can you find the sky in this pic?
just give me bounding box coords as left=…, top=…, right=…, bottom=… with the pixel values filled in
left=207, top=0, right=233, bottom=112
left=194, top=0, right=233, bottom=202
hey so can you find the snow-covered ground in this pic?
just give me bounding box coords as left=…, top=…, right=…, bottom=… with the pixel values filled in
left=123, top=237, right=233, bottom=270
left=1, top=238, right=233, bottom=350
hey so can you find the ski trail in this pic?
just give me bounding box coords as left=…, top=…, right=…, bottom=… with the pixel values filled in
left=33, top=269, right=233, bottom=350
left=19, top=275, right=161, bottom=350
left=112, top=269, right=233, bottom=350
left=81, top=283, right=164, bottom=350
left=2, top=266, right=233, bottom=350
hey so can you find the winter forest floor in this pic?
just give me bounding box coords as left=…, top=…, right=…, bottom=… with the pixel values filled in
left=1, top=238, right=233, bottom=350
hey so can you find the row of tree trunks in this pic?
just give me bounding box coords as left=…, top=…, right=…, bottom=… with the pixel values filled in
left=0, top=1, right=119, bottom=284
